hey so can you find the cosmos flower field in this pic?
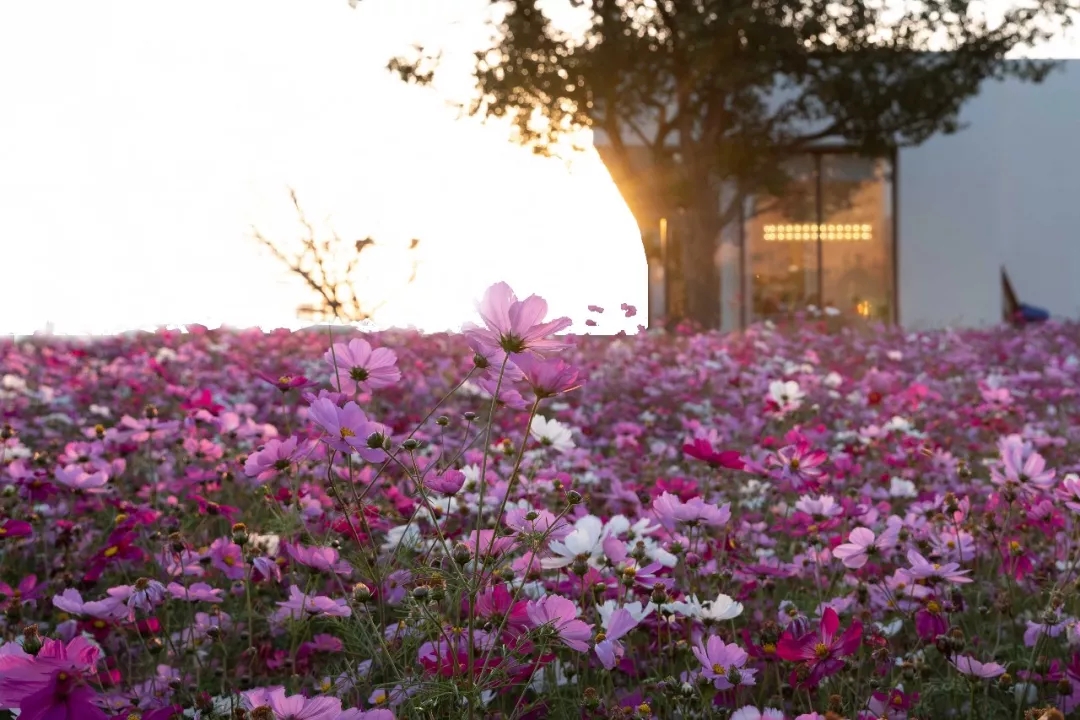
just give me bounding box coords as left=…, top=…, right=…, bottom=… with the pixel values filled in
left=2, top=282, right=1080, bottom=720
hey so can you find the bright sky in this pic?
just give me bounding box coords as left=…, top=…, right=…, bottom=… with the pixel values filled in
left=0, top=0, right=645, bottom=336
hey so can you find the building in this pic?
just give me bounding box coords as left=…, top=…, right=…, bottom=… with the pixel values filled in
left=595, top=59, right=1080, bottom=331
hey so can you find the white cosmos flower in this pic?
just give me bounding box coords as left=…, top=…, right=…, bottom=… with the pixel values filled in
left=543, top=515, right=604, bottom=569
left=662, top=594, right=704, bottom=619
left=768, top=380, right=805, bottom=413
left=701, top=593, right=744, bottom=621
left=889, top=477, right=917, bottom=498
left=597, top=600, right=654, bottom=626
left=382, top=524, right=422, bottom=552
left=823, top=371, right=843, bottom=388
left=529, top=416, right=575, bottom=454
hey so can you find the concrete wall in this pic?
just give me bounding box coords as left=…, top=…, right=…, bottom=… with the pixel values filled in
left=898, top=61, right=1080, bottom=329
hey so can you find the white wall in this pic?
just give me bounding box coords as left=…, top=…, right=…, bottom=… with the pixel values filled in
left=899, top=61, right=1080, bottom=329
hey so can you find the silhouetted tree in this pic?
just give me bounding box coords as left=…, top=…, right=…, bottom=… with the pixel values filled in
left=378, top=0, right=1075, bottom=328
left=252, top=188, right=420, bottom=324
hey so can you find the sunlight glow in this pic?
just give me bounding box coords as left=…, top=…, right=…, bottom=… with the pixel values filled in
left=0, top=0, right=646, bottom=336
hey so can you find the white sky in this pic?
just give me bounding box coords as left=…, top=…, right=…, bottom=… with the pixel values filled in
left=0, top=0, right=645, bottom=335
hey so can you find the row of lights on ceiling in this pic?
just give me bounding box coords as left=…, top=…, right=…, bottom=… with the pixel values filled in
left=763, top=224, right=874, bottom=242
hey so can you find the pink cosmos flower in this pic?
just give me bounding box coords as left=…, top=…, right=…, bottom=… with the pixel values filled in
left=899, top=549, right=972, bottom=585
left=652, top=492, right=731, bottom=533
left=273, top=586, right=351, bottom=623
left=52, top=589, right=130, bottom=621
left=526, top=594, right=593, bottom=652
left=692, top=636, right=757, bottom=690
left=244, top=436, right=304, bottom=484
left=114, top=579, right=168, bottom=612
left=208, top=537, right=246, bottom=580
left=770, top=439, right=828, bottom=487
left=594, top=607, right=639, bottom=670
left=992, top=438, right=1055, bottom=495
left=285, top=542, right=353, bottom=576
left=243, top=686, right=343, bottom=720
left=951, top=655, right=1006, bottom=678
left=511, top=354, right=583, bottom=399
left=1059, top=474, right=1080, bottom=513
left=53, top=464, right=109, bottom=492
left=338, top=710, right=395, bottom=720
left=166, top=582, right=223, bottom=603
left=832, top=526, right=899, bottom=569
left=324, top=338, right=401, bottom=394
left=423, top=468, right=466, bottom=496
left=730, top=708, right=784, bottom=720
left=465, top=281, right=573, bottom=357
left=0, top=636, right=108, bottom=720
left=308, top=399, right=389, bottom=461
left=255, top=370, right=317, bottom=393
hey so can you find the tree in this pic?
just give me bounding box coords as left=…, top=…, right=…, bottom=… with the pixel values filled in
left=252, top=188, right=420, bottom=324
left=381, top=0, right=1076, bottom=328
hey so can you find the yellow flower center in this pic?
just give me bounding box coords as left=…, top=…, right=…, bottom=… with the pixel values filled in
left=595, top=632, right=607, bottom=642
left=763, top=643, right=777, bottom=655
left=790, top=458, right=801, bottom=470
left=278, top=376, right=292, bottom=385
left=0, top=528, right=7, bottom=537
left=340, top=427, right=356, bottom=438
left=814, top=642, right=829, bottom=658
left=712, top=663, right=726, bottom=675
left=926, top=600, right=942, bottom=614
left=57, top=672, right=69, bottom=681
left=223, top=555, right=236, bottom=566
left=104, top=546, right=119, bottom=558
left=374, top=694, right=387, bottom=706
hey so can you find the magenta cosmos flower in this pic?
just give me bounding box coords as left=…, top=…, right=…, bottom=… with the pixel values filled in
left=776, top=607, right=862, bottom=686
left=951, top=655, right=1006, bottom=678
left=526, top=594, right=593, bottom=652
left=465, top=282, right=573, bottom=358
left=243, top=686, right=343, bottom=719
left=831, top=526, right=899, bottom=569
left=324, top=338, right=401, bottom=394
left=0, top=636, right=108, bottom=720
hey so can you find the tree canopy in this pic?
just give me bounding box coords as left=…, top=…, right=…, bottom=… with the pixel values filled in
left=384, top=0, right=1077, bottom=327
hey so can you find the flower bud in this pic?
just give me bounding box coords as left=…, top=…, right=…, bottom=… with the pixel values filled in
left=453, top=543, right=472, bottom=566
left=352, top=583, right=373, bottom=603
left=21, top=625, right=41, bottom=655
left=463, top=411, right=478, bottom=422
left=231, top=523, right=248, bottom=546
left=581, top=687, right=600, bottom=711
left=435, top=415, right=450, bottom=426
left=401, top=438, right=421, bottom=451
left=412, top=585, right=430, bottom=600
left=567, top=490, right=583, bottom=505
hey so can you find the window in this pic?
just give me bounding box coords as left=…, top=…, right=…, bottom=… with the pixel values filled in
left=742, top=152, right=894, bottom=325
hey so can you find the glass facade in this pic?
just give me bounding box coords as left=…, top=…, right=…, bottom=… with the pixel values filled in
left=741, top=152, right=895, bottom=325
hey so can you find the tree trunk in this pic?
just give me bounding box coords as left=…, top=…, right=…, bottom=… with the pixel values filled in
left=672, top=203, right=722, bottom=330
